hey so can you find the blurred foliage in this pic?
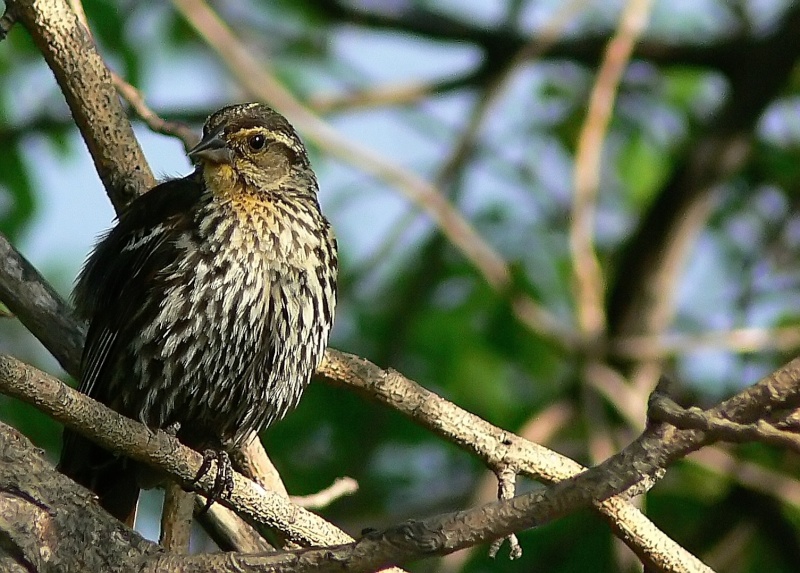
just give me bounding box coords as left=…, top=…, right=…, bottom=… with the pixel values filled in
left=2, top=0, right=800, bottom=571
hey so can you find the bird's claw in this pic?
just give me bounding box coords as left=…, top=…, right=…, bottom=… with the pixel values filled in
left=194, top=449, right=234, bottom=514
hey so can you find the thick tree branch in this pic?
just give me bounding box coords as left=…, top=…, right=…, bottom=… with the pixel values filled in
left=14, top=355, right=794, bottom=573
left=146, top=426, right=676, bottom=572
left=1, top=353, right=702, bottom=572
left=165, top=355, right=800, bottom=573
left=0, top=422, right=163, bottom=571
left=0, top=233, right=83, bottom=376
left=195, top=500, right=273, bottom=553
left=0, top=406, right=690, bottom=573
left=160, top=484, right=194, bottom=553
left=0, top=351, right=407, bottom=571
left=0, top=355, right=355, bottom=548
left=6, top=0, right=155, bottom=209
left=318, top=351, right=713, bottom=573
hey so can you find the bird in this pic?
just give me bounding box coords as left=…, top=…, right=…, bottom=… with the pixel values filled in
left=58, top=103, right=338, bottom=525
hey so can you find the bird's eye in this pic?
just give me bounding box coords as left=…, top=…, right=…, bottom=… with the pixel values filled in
left=248, top=134, right=266, bottom=151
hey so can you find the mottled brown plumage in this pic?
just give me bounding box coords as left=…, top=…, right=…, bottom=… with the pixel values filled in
left=58, top=103, right=337, bottom=522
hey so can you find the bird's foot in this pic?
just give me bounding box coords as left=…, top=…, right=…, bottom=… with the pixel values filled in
left=194, top=449, right=234, bottom=514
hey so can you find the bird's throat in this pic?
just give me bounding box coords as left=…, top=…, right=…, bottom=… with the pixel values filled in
left=202, top=163, right=240, bottom=200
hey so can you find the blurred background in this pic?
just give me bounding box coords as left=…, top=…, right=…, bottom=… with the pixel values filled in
left=2, top=0, right=800, bottom=571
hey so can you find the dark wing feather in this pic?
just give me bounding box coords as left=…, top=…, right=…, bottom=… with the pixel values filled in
left=74, top=174, right=204, bottom=401
left=59, top=173, right=203, bottom=523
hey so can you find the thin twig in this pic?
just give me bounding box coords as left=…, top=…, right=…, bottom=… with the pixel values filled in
left=68, top=0, right=199, bottom=152
left=488, top=466, right=522, bottom=559
left=649, top=394, right=800, bottom=453
left=290, top=477, right=359, bottom=510
left=310, top=74, right=479, bottom=113
left=112, top=75, right=200, bottom=152
left=610, top=325, right=800, bottom=359
left=570, top=0, right=654, bottom=339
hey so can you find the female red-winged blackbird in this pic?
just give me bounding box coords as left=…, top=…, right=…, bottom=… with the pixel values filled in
left=58, top=103, right=338, bottom=524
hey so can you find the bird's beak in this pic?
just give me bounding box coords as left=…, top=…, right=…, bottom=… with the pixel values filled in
left=188, top=129, right=234, bottom=165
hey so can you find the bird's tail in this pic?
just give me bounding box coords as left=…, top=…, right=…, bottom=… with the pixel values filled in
left=58, top=429, right=140, bottom=526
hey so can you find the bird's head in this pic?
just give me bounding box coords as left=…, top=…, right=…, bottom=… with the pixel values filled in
left=189, top=103, right=316, bottom=199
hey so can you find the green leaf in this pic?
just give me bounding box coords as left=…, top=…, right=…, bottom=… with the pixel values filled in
left=617, top=133, right=669, bottom=208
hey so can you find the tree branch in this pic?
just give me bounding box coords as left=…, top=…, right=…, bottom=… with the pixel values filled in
left=0, top=355, right=356, bottom=548
left=571, top=0, right=653, bottom=339
left=143, top=421, right=697, bottom=573
left=310, top=0, right=748, bottom=74
left=6, top=0, right=155, bottom=210
left=155, top=354, right=800, bottom=572
left=650, top=395, right=800, bottom=453
left=290, top=477, right=358, bottom=510
left=317, top=351, right=713, bottom=572
left=113, top=76, right=201, bottom=153
left=607, top=4, right=800, bottom=340
left=0, top=422, right=163, bottom=571
left=0, top=232, right=83, bottom=376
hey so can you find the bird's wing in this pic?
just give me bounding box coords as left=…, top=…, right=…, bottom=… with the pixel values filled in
left=75, top=175, right=204, bottom=401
